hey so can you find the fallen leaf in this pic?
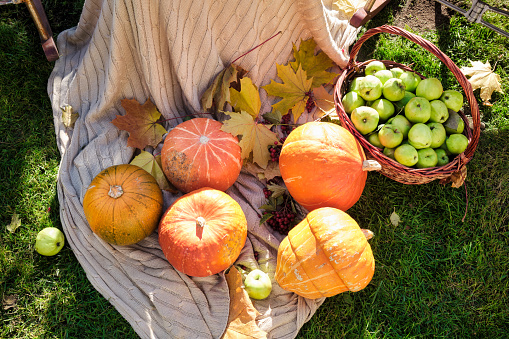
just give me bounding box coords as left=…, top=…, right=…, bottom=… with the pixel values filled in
left=222, top=267, right=267, bottom=339
left=61, top=104, right=79, bottom=128
left=290, top=38, right=338, bottom=88
left=111, top=99, right=167, bottom=149
left=460, top=60, right=503, bottom=105
left=390, top=209, right=401, bottom=227
left=130, top=151, right=178, bottom=192
left=221, top=111, right=279, bottom=169
left=313, top=85, right=336, bottom=117
left=262, top=63, right=313, bottom=122
left=244, top=162, right=281, bottom=181
left=201, top=64, right=246, bottom=112
left=2, top=295, right=17, bottom=310
left=261, top=109, right=283, bottom=124
left=229, top=77, right=261, bottom=118
left=267, top=183, right=287, bottom=198
left=6, top=213, right=21, bottom=233
left=440, top=162, right=468, bottom=188
left=333, top=0, right=366, bottom=18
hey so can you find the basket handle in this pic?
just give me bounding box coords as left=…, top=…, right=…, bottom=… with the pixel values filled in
left=347, top=25, right=480, bottom=160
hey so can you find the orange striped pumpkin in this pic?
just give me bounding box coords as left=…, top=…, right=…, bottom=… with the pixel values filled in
left=161, top=118, right=242, bottom=193
left=275, top=207, right=375, bottom=299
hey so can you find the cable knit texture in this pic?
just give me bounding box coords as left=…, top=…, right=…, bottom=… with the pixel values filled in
left=47, top=0, right=364, bottom=337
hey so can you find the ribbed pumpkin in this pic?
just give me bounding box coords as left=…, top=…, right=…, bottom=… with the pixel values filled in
left=161, top=118, right=242, bottom=193
left=279, top=121, right=373, bottom=211
left=158, top=187, right=247, bottom=277
left=83, top=164, right=163, bottom=246
left=275, top=207, right=375, bottom=299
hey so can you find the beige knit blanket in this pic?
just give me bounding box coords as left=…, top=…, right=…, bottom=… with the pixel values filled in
left=47, top=0, right=363, bottom=337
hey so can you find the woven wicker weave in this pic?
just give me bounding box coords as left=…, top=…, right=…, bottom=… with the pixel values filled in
left=334, top=25, right=481, bottom=185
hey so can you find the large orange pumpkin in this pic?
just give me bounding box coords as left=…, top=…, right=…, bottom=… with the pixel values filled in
left=161, top=118, right=242, bottom=193
left=275, top=207, right=375, bottom=299
left=279, top=121, right=372, bottom=211
left=158, top=187, right=247, bottom=277
left=83, top=164, right=164, bottom=246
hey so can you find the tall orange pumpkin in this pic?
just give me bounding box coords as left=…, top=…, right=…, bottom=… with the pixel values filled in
left=275, top=207, right=375, bottom=299
left=161, top=118, right=242, bottom=193
left=279, top=121, right=372, bottom=212
left=158, top=187, right=247, bottom=277
left=83, top=164, right=164, bottom=246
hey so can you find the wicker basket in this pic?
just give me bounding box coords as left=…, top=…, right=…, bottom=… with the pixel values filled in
left=334, top=25, right=481, bottom=185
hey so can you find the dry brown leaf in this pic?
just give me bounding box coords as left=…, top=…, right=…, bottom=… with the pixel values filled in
left=460, top=60, right=503, bottom=105
left=111, top=99, right=167, bottom=149
left=61, top=104, right=79, bottom=128
left=2, top=295, right=17, bottom=310
left=390, top=209, right=401, bottom=227
left=6, top=213, right=21, bottom=233
left=313, top=85, right=335, bottom=117
left=222, top=267, right=267, bottom=339
left=201, top=64, right=247, bottom=112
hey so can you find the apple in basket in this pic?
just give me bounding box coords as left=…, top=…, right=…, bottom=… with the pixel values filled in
left=374, top=69, right=394, bottom=84
left=370, top=98, right=395, bottom=121
left=416, top=148, right=438, bottom=168
left=405, top=97, right=431, bottom=123
left=408, top=123, right=433, bottom=149
left=378, top=124, right=403, bottom=149
left=364, top=60, right=386, bottom=75
left=435, top=148, right=450, bottom=166
left=387, top=114, right=412, bottom=139
left=416, top=77, right=443, bottom=101
left=394, top=144, right=419, bottom=167
left=342, top=91, right=365, bottom=114
left=440, top=89, right=464, bottom=112
left=446, top=134, right=469, bottom=154
left=429, top=100, right=449, bottom=123
left=357, top=75, right=383, bottom=101
left=427, top=122, right=447, bottom=148
left=350, top=106, right=379, bottom=135
left=399, top=71, right=421, bottom=92
left=382, top=77, right=406, bottom=102
left=443, top=111, right=465, bottom=134
left=244, top=269, right=272, bottom=300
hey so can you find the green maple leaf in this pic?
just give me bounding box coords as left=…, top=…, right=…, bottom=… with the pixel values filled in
left=262, top=63, right=312, bottom=122
left=290, top=38, right=338, bottom=88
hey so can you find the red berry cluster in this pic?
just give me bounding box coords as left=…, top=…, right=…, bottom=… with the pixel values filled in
left=305, top=91, right=315, bottom=112
left=261, top=180, right=298, bottom=235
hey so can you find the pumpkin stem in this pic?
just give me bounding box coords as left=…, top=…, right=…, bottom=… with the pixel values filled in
left=361, top=229, right=374, bottom=240
left=362, top=160, right=381, bottom=171
left=108, top=185, right=124, bottom=199
left=199, top=135, right=210, bottom=144
left=196, top=216, right=206, bottom=228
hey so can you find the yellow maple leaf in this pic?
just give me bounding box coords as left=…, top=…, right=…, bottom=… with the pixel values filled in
left=333, top=0, right=366, bottom=18
left=221, top=111, right=279, bottom=169
left=229, top=77, right=261, bottom=118
left=262, top=64, right=312, bottom=122
left=130, top=151, right=178, bottom=192
left=460, top=60, right=503, bottom=105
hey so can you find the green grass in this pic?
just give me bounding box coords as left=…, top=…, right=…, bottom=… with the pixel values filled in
left=1, top=0, right=508, bottom=338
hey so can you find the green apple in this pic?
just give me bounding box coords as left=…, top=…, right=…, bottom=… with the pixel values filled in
left=435, top=148, right=450, bottom=166
left=427, top=122, right=447, bottom=148
left=428, top=99, right=449, bottom=123
left=390, top=67, right=405, bottom=78
left=415, top=77, right=443, bottom=100
left=364, top=60, right=386, bottom=75
left=383, top=147, right=396, bottom=160
left=393, top=91, right=416, bottom=112
left=342, top=91, right=365, bottom=114
left=35, top=227, right=65, bottom=256
left=440, top=89, right=463, bottom=112
left=368, top=132, right=384, bottom=148
left=394, top=144, right=419, bottom=167
left=443, top=111, right=465, bottom=134
left=416, top=148, right=438, bottom=168
left=374, top=69, right=394, bottom=84
left=438, top=140, right=452, bottom=155
left=382, top=77, right=406, bottom=102
left=399, top=71, right=422, bottom=92
left=349, top=77, right=364, bottom=93
left=358, top=75, right=383, bottom=101
left=404, top=96, right=431, bottom=123
left=446, top=134, right=468, bottom=154
left=244, top=269, right=272, bottom=300
left=351, top=106, right=379, bottom=135
left=378, top=124, right=404, bottom=148
left=408, top=123, right=432, bottom=149
left=370, top=98, right=395, bottom=121
left=387, top=114, right=412, bottom=139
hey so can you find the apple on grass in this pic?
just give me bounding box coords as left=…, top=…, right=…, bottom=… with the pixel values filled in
left=378, top=124, right=403, bottom=148
left=443, top=111, right=465, bottom=134
left=358, top=75, right=383, bottom=101
left=382, top=78, right=406, bottom=102
left=342, top=91, right=365, bottom=114
left=374, top=69, right=394, bottom=84
left=394, top=144, right=419, bottom=167
left=244, top=269, right=272, bottom=300
left=351, top=106, right=379, bottom=135
left=405, top=96, right=431, bottom=123
left=364, top=60, right=386, bottom=75
left=429, top=100, right=449, bottom=123
left=435, top=148, right=450, bottom=166
left=416, top=148, right=438, bottom=168
left=387, top=114, right=412, bottom=139
left=416, top=77, right=443, bottom=101
left=370, top=98, right=395, bottom=121
left=427, top=122, right=447, bottom=148
left=408, top=123, right=433, bottom=149
left=440, top=89, right=463, bottom=112
left=399, top=71, right=421, bottom=92
left=35, top=227, right=65, bottom=256
left=446, top=134, right=469, bottom=154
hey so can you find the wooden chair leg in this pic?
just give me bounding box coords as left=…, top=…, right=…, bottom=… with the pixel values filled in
left=350, top=0, right=393, bottom=28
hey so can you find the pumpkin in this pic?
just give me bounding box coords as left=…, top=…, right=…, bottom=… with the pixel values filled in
left=158, top=187, right=247, bottom=277
left=83, top=164, right=164, bottom=246
left=161, top=118, right=242, bottom=193
left=275, top=207, right=375, bottom=299
left=279, top=121, right=375, bottom=212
